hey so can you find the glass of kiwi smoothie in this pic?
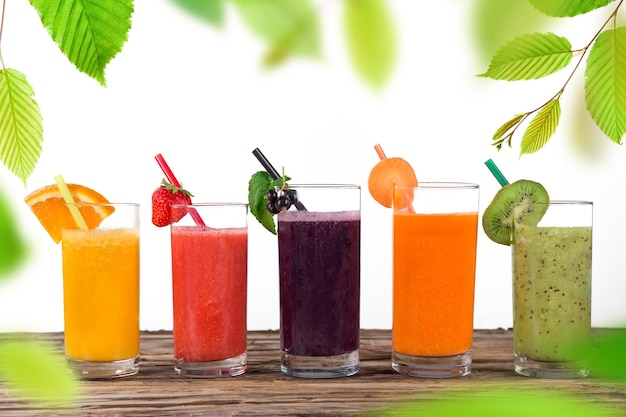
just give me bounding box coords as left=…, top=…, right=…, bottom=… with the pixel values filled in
left=511, top=200, right=593, bottom=378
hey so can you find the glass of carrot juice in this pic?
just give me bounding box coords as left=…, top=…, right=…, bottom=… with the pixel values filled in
left=61, top=202, right=140, bottom=378
left=170, top=203, right=248, bottom=377
left=392, top=182, right=479, bottom=378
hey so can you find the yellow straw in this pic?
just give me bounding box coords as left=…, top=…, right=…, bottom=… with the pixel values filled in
left=54, top=175, right=88, bottom=231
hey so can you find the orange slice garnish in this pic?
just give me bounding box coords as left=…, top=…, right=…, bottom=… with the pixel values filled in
left=24, top=184, right=114, bottom=243
left=368, top=157, right=418, bottom=208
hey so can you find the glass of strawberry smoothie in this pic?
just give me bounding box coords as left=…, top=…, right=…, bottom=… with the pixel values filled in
left=170, top=203, right=248, bottom=377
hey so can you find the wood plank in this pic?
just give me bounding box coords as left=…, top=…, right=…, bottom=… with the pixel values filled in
left=0, top=329, right=624, bottom=416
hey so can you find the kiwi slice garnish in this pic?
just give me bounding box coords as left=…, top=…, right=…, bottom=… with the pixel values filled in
left=482, top=179, right=550, bottom=246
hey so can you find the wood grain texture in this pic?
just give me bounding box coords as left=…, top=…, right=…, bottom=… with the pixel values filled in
left=1, top=329, right=624, bottom=416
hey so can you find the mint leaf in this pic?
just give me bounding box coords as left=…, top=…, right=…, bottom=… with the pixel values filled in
left=585, top=27, right=626, bottom=144
left=520, top=98, right=561, bottom=155
left=248, top=171, right=293, bottom=234
left=248, top=171, right=277, bottom=234
left=479, top=32, right=572, bottom=81
left=0, top=69, right=43, bottom=185
left=529, top=0, right=614, bottom=17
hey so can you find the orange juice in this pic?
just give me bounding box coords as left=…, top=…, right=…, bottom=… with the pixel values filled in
left=62, top=227, right=140, bottom=362
left=393, top=211, right=478, bottom=357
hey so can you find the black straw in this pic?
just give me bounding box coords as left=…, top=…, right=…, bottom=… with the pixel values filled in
left=252, top=148, right=307, bottom=211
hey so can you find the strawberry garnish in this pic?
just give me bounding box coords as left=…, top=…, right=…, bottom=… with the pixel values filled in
left=151, top=179, right=194, bottom=227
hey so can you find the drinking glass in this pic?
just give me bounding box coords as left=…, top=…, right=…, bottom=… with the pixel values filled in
left=277, top=184, right=361, bottom=378
left=512, top=200, right=593, bottom=378
left=62, top=202, right=140, bottom=378
left=170, top=203, right=248, bottom=377
left=392, top=183, right=479, bottom=378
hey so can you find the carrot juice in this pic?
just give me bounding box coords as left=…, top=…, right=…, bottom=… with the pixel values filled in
left=61, top=202, right=140, bottom=378
left=392, top=183, right=479, bottom=378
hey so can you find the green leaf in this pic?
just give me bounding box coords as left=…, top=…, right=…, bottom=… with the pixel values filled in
left=0, top=338, right=80, bottom=406
left=0, top=187, right=29, bottom=280
left=0, top=69, right=43, bottom=184
left=169, top=0, right=224, bottom=26
left=528, top=0, right=615, bottom=17
left=232, top=0, right=321, bottom=65
left=585, top=27, right=626, bottom=144
left=344, top=0, right=397, bottom=89
left=471, top=0, right=552, bottom=63
left=28, top=0, right=134, bottom=86
left=479, top=32, right=573, bottom=81
left=520, top=98, right=561, bottom=155
left=384, top=388, right=621, bottom=417
left=248, top=171, right=277, bottom=234
left=493, top=113, right=525, bottom=141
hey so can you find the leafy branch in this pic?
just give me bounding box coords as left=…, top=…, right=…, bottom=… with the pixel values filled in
left=0, top=0, right=398, bottom=185
left=480, top=0, right=626, bottom=155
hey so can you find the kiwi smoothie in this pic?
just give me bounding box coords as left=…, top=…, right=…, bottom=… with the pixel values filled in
left=512, top=225, right=592, bottom=362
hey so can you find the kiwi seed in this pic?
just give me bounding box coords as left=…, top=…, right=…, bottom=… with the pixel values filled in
left=482, top=179, right=550, bottom=246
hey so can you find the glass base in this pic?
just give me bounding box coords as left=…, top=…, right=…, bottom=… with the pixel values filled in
left=392, top=350, right=471, bottom=378
left=175, top=352, right=247, bottom=378
left=66, top=356, right=139, bottom=379
left=281, top=349, right=359, bottom=378
left=514, top=355, right=589, bottom=378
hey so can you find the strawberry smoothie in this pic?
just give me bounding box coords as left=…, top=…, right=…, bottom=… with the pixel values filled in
left=171, top=225, right=248, bottom=377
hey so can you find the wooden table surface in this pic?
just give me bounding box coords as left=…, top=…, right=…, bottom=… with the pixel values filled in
left=1, top=329, right=625, bottom=416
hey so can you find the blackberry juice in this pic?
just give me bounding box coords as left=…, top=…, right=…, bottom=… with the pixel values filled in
left=278, top=209, right=360, bottom=377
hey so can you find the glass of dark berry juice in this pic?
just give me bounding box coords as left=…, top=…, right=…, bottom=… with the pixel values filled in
left=277, top=184, right=361, bottom=378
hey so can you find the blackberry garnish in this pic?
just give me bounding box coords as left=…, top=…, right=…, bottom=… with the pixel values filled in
left=275, top=195, right=292, bottom=212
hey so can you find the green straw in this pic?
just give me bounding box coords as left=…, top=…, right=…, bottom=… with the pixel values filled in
left=485, top=159, right=509, bottom=187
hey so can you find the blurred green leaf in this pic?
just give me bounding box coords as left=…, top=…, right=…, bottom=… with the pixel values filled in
left=169, top=0, right=224, bottom=26
left=0, top=187, right=29, bottom=279
left=28, top=0, right=134, bottom=86
left=587, top=329, right=626, bottom=382
left=520, top=98, right=561, bottom=155
left=585, top=27, right=626, bottom=144
left=232, top=0, right=320, bottom=65
left=0, top=69, right=43, bottom=185
left=0, top=338, right=80, bottom=406
left=528, top=0, right=615, bottom=17
left=479, top=32, right=573, bottom=81
left=378, top=388, right=622, bottom=417
left=344, top=0, right=397, bottom=89
left=471, top=0, right=551, bottom=63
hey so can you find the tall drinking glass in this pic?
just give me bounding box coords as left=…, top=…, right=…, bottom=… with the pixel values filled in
left=62, top=202, right=140, bottom=378
left=170, top=203, right=248, bottom=378
left=278, top=184, right=361, bottom=378
left=392, top=183, right=479, bottom=378
left=512, top=201, right=593, bottom=378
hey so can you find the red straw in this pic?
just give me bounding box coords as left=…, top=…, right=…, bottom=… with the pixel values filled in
left=155, top=154, right=206, bottom=227
left=374, top=144, right=415, bottom=213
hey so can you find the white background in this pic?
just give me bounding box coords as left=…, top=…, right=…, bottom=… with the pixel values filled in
left=1, top=0, right=625, bottom=332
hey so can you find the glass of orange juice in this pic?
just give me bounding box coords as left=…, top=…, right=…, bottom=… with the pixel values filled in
left=61, top=202, right=140, bottom=378
left=392, top=183, right=479, bottom=378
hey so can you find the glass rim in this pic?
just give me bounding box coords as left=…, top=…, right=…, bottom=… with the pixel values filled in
left=515, top=200, right=593, bottom=206
left=66, top=202, right=139, bottom=207
left=394, top=182, right=479, bottom=190
left=170, top=202, right=249, bottom=208
left=285, top=184, right=361, bottom=189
